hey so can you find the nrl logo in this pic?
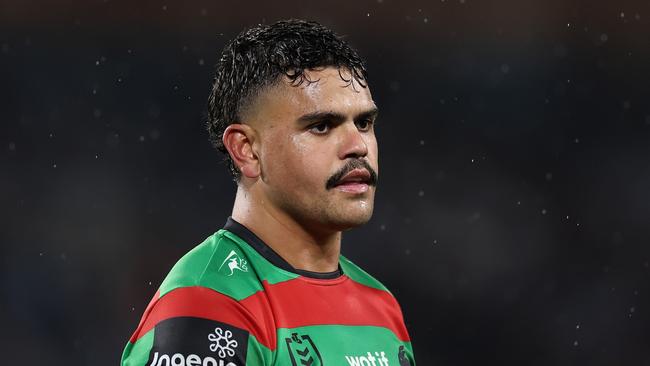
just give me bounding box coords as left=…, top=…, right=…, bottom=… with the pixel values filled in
left=218, top=250, right=248, bottom=276
left=285, top=332, right=322, bottom=366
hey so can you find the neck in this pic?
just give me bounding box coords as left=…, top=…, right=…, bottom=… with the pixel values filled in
left=230, top=185, right=341, bottom=273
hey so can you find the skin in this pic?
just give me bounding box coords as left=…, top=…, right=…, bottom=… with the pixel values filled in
left=222, top=67, right=379, bottom=273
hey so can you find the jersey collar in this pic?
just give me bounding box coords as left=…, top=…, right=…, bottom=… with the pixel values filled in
left=223, top=216, right=344, bottom=280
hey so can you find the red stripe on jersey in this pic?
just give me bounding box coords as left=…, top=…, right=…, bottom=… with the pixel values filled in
left=128, top=276, right=409, bottom=350
left=250, top=276, right=411, bottom=342
left=129, top=289, right=160, bottom=343
left=129, top=286, right=276, bottom=350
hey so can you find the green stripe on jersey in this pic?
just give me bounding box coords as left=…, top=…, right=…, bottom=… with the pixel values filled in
left=275, top=325, right=414, bottom=365
left=245, top=333, right=274, bottom=365
left=158, top=230, right=298, bottom=301
left=121, top=329, right=154, bottom=366
left=339, top=255, right=391, bottom=293
left=221, top=230, right=301, bottom=285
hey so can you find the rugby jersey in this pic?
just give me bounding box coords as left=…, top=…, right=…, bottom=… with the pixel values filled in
left=121, top=217, right=415, bottom=366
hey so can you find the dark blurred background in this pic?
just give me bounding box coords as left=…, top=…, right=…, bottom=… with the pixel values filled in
left=2, top=0, right=649, bottom=364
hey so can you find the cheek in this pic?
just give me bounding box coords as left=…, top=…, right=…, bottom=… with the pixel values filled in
left=288, top=135, right=330, bottom=185
left=263, top=133, right=327, bottom=188
left=366, top=136, right=379, bottom=169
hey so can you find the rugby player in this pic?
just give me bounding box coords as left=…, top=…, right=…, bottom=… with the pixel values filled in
left=121, top=19, right=416, bottom=366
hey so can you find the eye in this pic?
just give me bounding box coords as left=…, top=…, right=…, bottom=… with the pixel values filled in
left=355, top=119, right=374, bottom=132
left=309, top=122, right=330, bottom=134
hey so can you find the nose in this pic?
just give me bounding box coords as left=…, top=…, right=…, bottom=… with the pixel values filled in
left=338, top=121, right=368, bottom=160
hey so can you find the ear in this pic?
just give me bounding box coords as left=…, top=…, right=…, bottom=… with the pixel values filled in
left=222, top=123, right=261, bottom=179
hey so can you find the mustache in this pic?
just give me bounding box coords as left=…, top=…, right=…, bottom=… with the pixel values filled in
left=325, top=159, right=378, bottom=190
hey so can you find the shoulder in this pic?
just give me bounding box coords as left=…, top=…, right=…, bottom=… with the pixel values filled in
left=339, top=254, right=392, bottom=294
left=159, top=229, right=263, bottom=301
left=122, top=284, right=275, bottom=366
left=122, top=231, right=277, bottom=366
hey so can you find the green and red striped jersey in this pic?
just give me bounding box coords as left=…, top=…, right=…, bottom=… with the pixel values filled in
left=121, top=217, right=416, bottom=366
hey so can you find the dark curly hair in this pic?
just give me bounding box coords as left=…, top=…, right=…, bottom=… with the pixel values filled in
left=206, top=19, right=369, bottom=182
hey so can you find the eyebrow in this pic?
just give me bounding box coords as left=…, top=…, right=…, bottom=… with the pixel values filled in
left=296, top=106, right=379, bottom=126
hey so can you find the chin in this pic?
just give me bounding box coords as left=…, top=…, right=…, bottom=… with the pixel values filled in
left=328, top=207, right=374, bottom=231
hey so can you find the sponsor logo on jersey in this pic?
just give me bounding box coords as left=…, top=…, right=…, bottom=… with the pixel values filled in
left=208, top=327, right=238, bottom=358
left=218, top=250, right=248, bottom=276
left=148, top=352, right=235, bottom=366
left=345, top=351, right=390, bottom=366
left=285, top=332, right=323, bottom=366
left=148, top=326, right=240, bottom=366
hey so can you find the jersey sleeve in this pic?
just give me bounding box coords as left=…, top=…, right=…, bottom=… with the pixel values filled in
left=121, top=286, right=274, bottom=366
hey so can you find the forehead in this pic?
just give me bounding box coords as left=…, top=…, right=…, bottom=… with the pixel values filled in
left=253, top=67, right=375, bottom=125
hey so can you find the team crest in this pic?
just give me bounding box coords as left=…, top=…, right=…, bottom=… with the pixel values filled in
left=218, top=250, right=248, bottom=276
left=285, top=332, right=323, bottom=366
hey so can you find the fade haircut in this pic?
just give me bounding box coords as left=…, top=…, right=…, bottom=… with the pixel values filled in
left=206, top=19, right=369, bottom=182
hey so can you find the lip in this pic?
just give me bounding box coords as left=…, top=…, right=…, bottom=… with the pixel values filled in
left=336, top=169, right=371, bottom=185
left=335, top=181, right=369, bottom=194
left=334, top=169, right=371, bottom=194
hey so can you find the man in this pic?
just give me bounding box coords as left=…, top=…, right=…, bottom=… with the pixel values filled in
left=121, top=19, right=416, bottom=366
